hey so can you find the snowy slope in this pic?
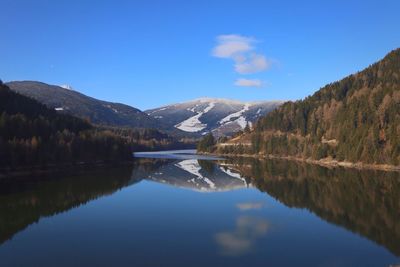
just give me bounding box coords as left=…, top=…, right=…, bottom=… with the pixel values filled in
left=146, top=98, right=283, bottom=136
left=175, top=102, right=216, bottom=132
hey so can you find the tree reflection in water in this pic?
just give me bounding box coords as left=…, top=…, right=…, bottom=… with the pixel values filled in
left=227, top=157, right=400, bottom=256
left=0, top=156, right=399, bottom=261
left=0, top=166, right=135, bottom=244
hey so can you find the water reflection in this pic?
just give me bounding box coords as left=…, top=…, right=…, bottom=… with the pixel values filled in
left=131, top=158, right=250, bottom=192
left=236, top=202, right=264, bottom=211
left=227, top=157, right=400, bottom=256
left=0, top=154, right=399, bottom=266
left=215, top=216, right=269, bottom=256
left=0, top=167, right=134, bottom=244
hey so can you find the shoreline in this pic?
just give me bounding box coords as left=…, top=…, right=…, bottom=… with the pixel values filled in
left=201, top=152, right=400, bottom=172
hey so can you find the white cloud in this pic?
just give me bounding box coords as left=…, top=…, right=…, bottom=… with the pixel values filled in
left=234, top=78, right=263, bottom=87
left=212, top=34, right=271, bottom=75
left=212, top=34, right=255, bottom=58
left=235, top=53, right=269, bottom=74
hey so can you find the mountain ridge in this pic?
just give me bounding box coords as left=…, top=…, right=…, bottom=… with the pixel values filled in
left=146, top=98, right=283, bottom=136
left=150, top=97, right=284, bottom=108
left=0, top=81, right=133, bottom=169
left=6, top=81, right=282, bottom=138
left=6, top=81, right=168, bottom=130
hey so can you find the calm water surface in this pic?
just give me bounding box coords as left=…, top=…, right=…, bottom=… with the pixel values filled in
left=0, top=150, right=399, bottom=267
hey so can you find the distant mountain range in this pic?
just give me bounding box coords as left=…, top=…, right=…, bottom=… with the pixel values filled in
left=6, top=81, right=166, bottom=130
left=6, top=81, right=282, bottom=137
left=146, top=98, right=283, bottom=136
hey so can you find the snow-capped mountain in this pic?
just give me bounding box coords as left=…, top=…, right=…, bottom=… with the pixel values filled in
left=146, top=98, right=283, bottom=136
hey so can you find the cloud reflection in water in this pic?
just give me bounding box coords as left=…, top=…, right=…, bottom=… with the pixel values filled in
left=236, top=202, right=264, bottom=211
left=215, top=216, right=269, bottom=256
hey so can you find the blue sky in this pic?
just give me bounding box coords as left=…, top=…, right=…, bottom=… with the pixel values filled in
left=1, top=0, right=399, bottom=110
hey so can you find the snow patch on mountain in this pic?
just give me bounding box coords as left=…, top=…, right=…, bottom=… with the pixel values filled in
left=236, top=116, right=247, bottom=129
left=219, top=103, right=250, bottom=129
left=219, top=103, right=250, bottom=124
left=192, top=97, right=243, bottom=105
left=203, top=102, right=216, bottom=113
left=104, top=104, right=119, bottom=113
left=175, top=113, right=205, bottom=132
left=145, top=98, right=283, bottom=136
left=60, top=84, right=74, bottom=90
left=175, top=102, right=215, bottom=132
left=147, top=107, right=167, bottom=115
left=187, top=105, right=199, bottom=113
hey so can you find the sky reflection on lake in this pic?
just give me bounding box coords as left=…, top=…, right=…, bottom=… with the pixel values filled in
left=0, top=151, right=399, bottom=267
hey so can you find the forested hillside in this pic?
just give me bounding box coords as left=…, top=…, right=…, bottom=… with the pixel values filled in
left=214, top=48, right=400, bottom=166
left=0, top=81, right=132, bottom=169
left=6, top=81, right=167, bottom=130
left=104, top=127, right=193, bottom=151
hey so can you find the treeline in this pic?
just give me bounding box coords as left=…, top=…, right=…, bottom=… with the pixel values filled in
left=105, top=127, right=193, bottom=152
left=196, top=133, right=215, bottom=152
left=0, top=82, right=132, bottom=169
left=215, top=48, right=400, bottom=165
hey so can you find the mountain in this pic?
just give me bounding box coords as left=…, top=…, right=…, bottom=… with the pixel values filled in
left=212, top=48, right=400, bottom=167
left=145, top=98, right=283, bottom=137
left=7, top=81, right=282, bottom=138
left=6, top=81, right=165, bottom=130
left=0, top=81, right=132, bottom=169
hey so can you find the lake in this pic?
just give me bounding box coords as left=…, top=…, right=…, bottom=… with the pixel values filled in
left=0, top=150, right=399, bottom=267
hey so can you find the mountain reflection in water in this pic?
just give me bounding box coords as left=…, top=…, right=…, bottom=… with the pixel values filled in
left=0, top=152, right=399, bottom=267
left=131, top=158, right=250, bottom=192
